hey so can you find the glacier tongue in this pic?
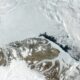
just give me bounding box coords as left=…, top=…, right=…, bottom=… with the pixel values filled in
left=60, top=62, right=80, bottom=80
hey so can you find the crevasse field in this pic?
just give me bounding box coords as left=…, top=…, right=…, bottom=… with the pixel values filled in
left=0, top=0, right=80, bottom=80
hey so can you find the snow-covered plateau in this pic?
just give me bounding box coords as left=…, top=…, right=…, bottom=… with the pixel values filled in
left=0, top=0, right=80, bottom=80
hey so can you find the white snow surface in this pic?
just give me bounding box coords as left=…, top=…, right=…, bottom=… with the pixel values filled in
left=0, top=0, right=80, bottom=80
left=0, top=0, right=77, bottom=47
left=19, top=47, right=29, bottom=58
left=38, top=0, right=80, bottom=47
left=0, top=0, right=55, bottom=46
left=0, top=60, right=46, bottom=80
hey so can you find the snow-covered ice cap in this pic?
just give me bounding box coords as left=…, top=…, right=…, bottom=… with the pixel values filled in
left=0, top=0, right=17, bottom=14
left=0, top=60, right=46, bottom=80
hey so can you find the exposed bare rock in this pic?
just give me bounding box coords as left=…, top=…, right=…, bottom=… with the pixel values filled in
left=0, top=38, right=77, bottom=80
left=0, top=48, right=6, bottom=66
left=0, top=38, right=61, bottom=80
